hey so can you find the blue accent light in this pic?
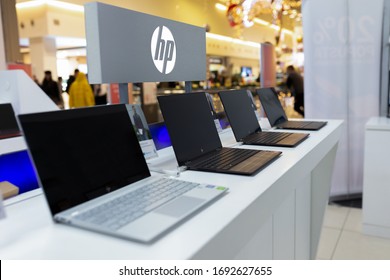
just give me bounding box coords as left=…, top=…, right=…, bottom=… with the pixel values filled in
left=219, top=117, right=230, bottom=130
left=149, top=122, right=172, bottom=150
left=0, top=150, right=39, bottom=194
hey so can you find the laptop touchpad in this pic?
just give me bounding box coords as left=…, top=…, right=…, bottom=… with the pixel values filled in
left=155, top=196, right=205, bottom=218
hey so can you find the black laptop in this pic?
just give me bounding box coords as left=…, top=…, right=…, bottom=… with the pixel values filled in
left=219, top=89, right=309, bottom=147
left=157, top=93, right=281, bottom=176
left=0, top=103, right=22, bottom=139
left=257, top=88, right=327, bottom=130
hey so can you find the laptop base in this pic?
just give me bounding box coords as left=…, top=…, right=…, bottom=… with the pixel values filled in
left=243, top=131, right=309, bottom=148
left=187, top=147, right=282, bottom=176
left=57, top=177, right=227, bottom=243
left=276, top=120, right=327, bottom=131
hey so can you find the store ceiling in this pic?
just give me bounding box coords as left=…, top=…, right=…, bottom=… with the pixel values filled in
left=16, top=0, right=301, bottom=52
left=16, top=0, right=302, bottom=30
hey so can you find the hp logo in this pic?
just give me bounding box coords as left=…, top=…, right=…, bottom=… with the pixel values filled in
left=151, top=26, right=176, bottom=74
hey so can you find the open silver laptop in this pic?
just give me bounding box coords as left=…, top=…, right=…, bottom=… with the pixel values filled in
left=18, top=104, right=227, bottom=243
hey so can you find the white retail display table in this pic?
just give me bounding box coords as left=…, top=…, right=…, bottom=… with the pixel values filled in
left=0, top=136, right=26, bottom=156
left=363, top=117, right=390, bottom=238
left=0, top=119, right=342, bottom=259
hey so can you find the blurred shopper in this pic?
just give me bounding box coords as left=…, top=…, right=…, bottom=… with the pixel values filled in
left=68, top=72, right=95, bottom=108
left=286, top=65, right=304, bottom=117
left=41, top=70, right=63, bottom=108
left=56, top=76, right=65, bottom=109
left=93, top=84, right=108, bottom=105
left=33, top=74, right=40, bottom=85
left=57, top=77, right=63, bottom=94
left=66, top=69, right=79, bottom=94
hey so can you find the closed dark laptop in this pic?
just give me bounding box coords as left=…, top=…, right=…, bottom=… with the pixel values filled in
left=256, top=88, right=327, bottom=130
left=0, top=103, right=21, bottom=139
left=219, top=89, right=308, bottom=147
left=157, top=93, right=281, bottom=176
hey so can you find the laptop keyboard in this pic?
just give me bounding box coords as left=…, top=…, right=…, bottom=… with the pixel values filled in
left=279, top=121, right=310, bottom=129
left=245, top=131, right=291, bottom=144
left=191, top=148, right=259, bottom=171
left=75, top=178, right=199, bottom=230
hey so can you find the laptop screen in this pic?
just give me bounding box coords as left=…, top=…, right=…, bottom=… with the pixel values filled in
left=0, top=103, right=20, bottom=134
left=157, top=93, right=222, bottom=166
left=18, top=105, right=150, bottom=216
left=218, top=89, right=261, bottom=141
left=256, top=88, right=288, bottom=126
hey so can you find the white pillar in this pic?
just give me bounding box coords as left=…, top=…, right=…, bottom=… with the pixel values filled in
left=302, top=0, right=383, bottom=196
left=29, top=37, right=57, bottom=82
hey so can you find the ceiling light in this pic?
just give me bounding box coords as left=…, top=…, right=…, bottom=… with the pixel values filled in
left=254, top=18, right=294, bottom=36
left=270, top=24, right=280, bottom=31
left=206, top=32, right=260, bottom=48
left=282, top=29, right=294, bottom=36
left=253, top=18, right=270, bottom=26
left=16, top=0, right=84, bottom=12
left=215, top=3, right=228, bottom=11
left=16, top=0, right=45, bottom=9
left=48, top=1, right=84, bottom=12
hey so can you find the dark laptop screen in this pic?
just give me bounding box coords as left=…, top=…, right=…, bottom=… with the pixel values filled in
left=157, top=93, right=222, bottom=166
left=18, top=105, right=150, bottom=216
left=218, top=89, right=261, bottom=141
left=0, top=103, right=20, bottom=134
left=256, top=88, right=288, bottom=126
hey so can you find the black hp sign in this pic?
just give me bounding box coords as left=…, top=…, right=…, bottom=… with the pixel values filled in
left=151, top=26, right=176, bottom=74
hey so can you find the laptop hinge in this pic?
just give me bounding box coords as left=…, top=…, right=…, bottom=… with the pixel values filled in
left=54, top=214, right=71, bottom=224
left=275, top=116, right=287, bottom=125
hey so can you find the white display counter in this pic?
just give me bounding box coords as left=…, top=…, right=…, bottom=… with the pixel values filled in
left=0, top=136, right=26, bottom=156
left=0, top=119, right=342, bottom=259
left=363, top=117, right=390, bottom=238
